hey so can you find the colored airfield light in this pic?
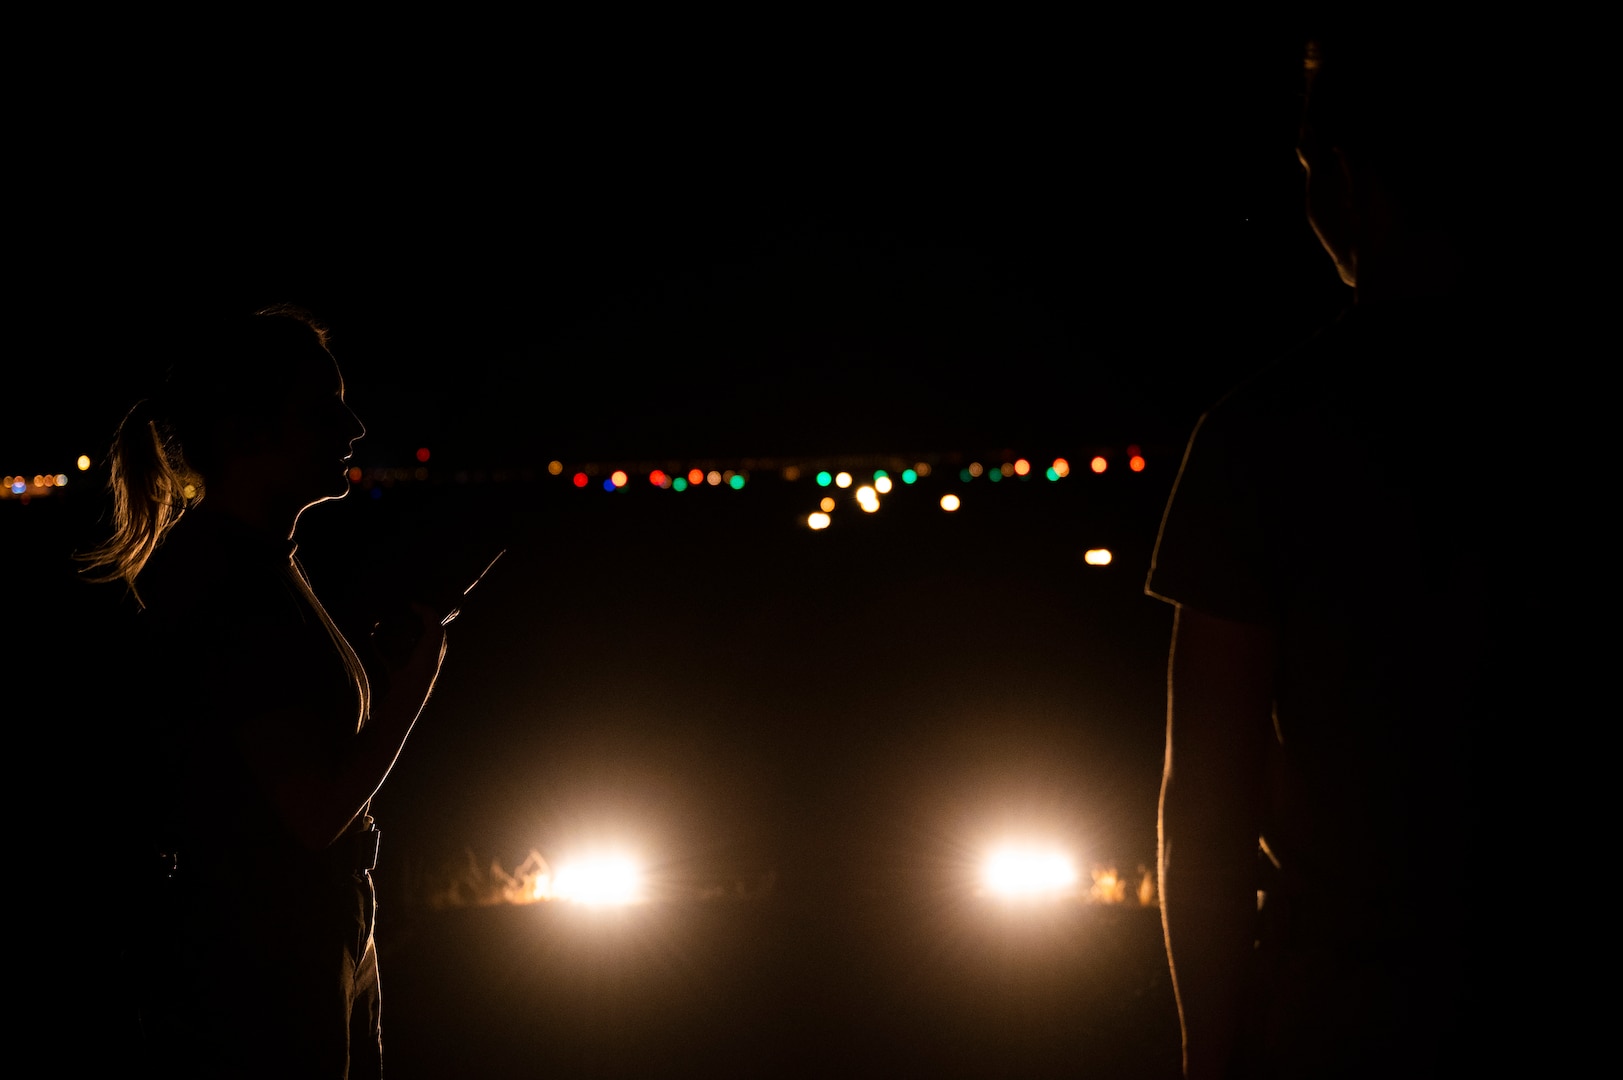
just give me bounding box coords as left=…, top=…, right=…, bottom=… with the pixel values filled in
left=968, top=462, right=984, bottom=478
left=820, top=496, right=836, bottom=512
left=672, top=477, right=688, bottom=491
left=729, top=474, right=746, bottom=490
left=835, top=472, right=853, bottom=489
left=875, top=476, right=893, bottom=494
left=707, top=471, right=723, bottom=486
left=416, top=447, right=431, bottom=463
left=603, top=479, right=616, bottom=492
left=914, top=462, right=932, bottom=478
left=1084, top=549, right=1113, bottom=566
left=348, top=466, right=363, bottom=482
left=901, top=469, right=917, bottom=484
left=988, top=469, right=1002, bottom=483
left=1130, top=455, right=1146, bottom=472
left=10, top=480, right=24, bottom=494
left=689, top=468, right=705, bottom=485
left=547, top=460, right=563, bottom=475
left=182, top=483, right=198, bottom=500
left=816, top=471, right=833, bottom=487
left=611, top=470, right=629, bottom=488
left=1000, top=462, right=1015, bottom=477
left=1013, top=459, right=1031, bottom=476
left=76, top=455, right=91, bottom=471
left=1090, top=456, right=1108, bottom=474
left=808, top=512, right=831, bottom=530
left=1051, top=458, right=1071, bottom=478
left=940, top=494, right=961, bottom=512
left=1046, top=466, right=1060, bottom=481
left=573, top=472, right=589, bottom=488
left=55, top=475, right=67, bottom=486
left=649, top=470, right=667, bottom=487
left=873, top=469, right=889, bottom=480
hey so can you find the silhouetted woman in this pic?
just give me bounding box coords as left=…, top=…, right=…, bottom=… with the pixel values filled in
left=79, top=305, right=445, bottom=1079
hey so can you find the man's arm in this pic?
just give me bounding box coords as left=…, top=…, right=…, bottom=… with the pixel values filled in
left=1158, top=603, right=1276, bottom=1079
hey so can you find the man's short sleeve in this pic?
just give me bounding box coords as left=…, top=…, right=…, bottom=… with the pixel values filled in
left=1145, top=389, right=1275, bottom=624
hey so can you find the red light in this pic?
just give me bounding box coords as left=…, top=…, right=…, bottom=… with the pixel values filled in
left=1126, top=444, right=1142, bottom=456
left=572, top=472, right=589, bottom=488
left=1129, top=455, right=1146, bottom=472
left=348, top=466, right=362, bottom=482
left=649, top=470, right=667, bottom=487
left=415, top=447, right=431, bottom=463
left=688, top=468, right=704, bottom=485
left=1090, top=456, right=1108, bottom=474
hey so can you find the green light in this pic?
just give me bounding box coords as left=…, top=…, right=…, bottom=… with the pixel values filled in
left=1045, top=466, right=1060, bottom=481
left=873, top=469, right=888, bottom=480
left=729, top=474, right=745, bottom=490
left=816, top=471, right=832, bottom=487
left=902, top=469, right=917, bottom=484
left=988, top=469, right=1002, bottom=482
left=673, top=477, right=688, bottom=491
left=959, top=468, right=974, bottom=483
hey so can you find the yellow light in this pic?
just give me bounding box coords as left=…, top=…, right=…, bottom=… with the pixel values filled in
left=783, top=465, right=801, bottom=481
left=707, top=470, right=722, bottom=486
left=550, top=855, right=644, bottom=906
left=1051, top=458, right=1070, bottom=478
left=611, top=470, right=628, bottom=487
left=1013, top=458, right=1030, bottom=476
left=808, top=512, right=831, bottom=530
left=1090, top=456, right=1107, bottom=474
left=914, top=462, right=932, bottom=478
left=980, top=846, right=1078, bottom=900
left=1084, top=548, right=1112, bottom=566
left=76, top=455, right=91, bottom=471
left=940, top=494, right=961, bottom=512
left=874, top=476, right=893, bottom=494
left=967, top=462, right=984, bottom=478
left=547, top=460, right=563, bottom=476
left=819, top=496, right=836, bottom=512
left=181, top=483, right=198, bottom=500
left=835, top=472, right=853, bottom=489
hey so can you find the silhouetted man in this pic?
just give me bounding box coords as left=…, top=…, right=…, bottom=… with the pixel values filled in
left=1146, top=25, right=1517, bottom=1079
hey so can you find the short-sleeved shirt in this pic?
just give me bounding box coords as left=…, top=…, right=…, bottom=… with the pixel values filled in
left=1146, top=298, right=1510, bottom=947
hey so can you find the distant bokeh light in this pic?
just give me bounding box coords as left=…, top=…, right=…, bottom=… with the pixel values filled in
left=1051, top=458, right=1070, bottom=479
left=573, top=472, right=589, bottom=488
left=875, top=476, right=893, bottom=494
left=808, top=512, right=831, bottom=530
left=611, top=470, right=628, bottom=488
left=549, top=855, right=644, bottom=906
left=416, top=447, right=431, bottom=463
left=547, top=460, right=563, bottom=476
left=1129, top=455, right=1146, bottom=472
left=980, top=846, right=1079, bottom=900
left=940, top=494, right=961, bottom=512
left=76, top=455, right=91, bottom=471
left=689, top=469, right=705, bottom=485
left=1084, top=549, right=1113, bottom=566
left=835, top=472, right=853, bottom=489
left=819, top=496, right=836, bottom=512
left=1013, top=458, right=1031, bottom=476
left=856, top=486, right=879, bottom=512
left=1090, top=456, right=1107, bottom=474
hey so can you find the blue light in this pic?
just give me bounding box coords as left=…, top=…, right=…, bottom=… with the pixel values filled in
left=603, top=478, right=616, bottom=492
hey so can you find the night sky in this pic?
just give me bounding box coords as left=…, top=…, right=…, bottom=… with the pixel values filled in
left=7, top=23, right=1362, bottom=1075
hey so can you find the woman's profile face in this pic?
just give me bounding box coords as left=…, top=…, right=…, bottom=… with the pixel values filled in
left=275, top=339, right=367, bottom=514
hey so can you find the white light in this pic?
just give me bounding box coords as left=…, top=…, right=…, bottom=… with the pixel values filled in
left=835, top=471, right=853, bottom=489
left=1084, top=549, right=1113, bottom=566
left=874, top=476, right=893, bottom=494
left=856, top=485, right=880, bottom=513
left=808, top=512, right=831, bottom=530
left=981, top=846, right=1078, bottom=900
left=940, top=494, right=961, bottom=512
left=550, top=855, right=644, bottom=906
